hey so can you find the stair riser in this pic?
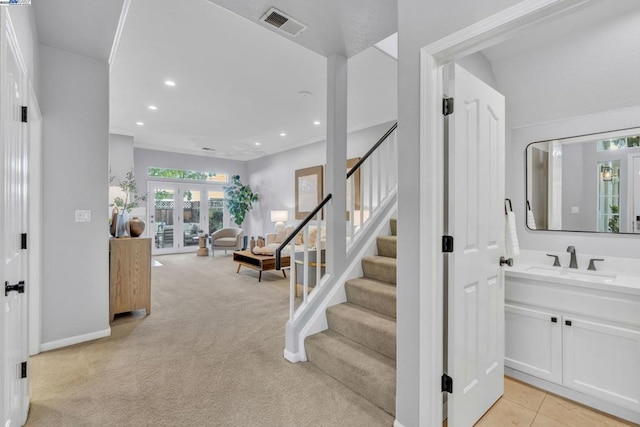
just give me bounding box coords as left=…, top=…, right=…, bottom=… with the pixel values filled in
left=345, top=281, right=396, bottom=319
left=327, top=309, right=396, bottom=360
left=376, top=237, right=397, bottom=258
left=362, top=259, right=396, bottom=285
left=306, top=339, right=396, bottom=416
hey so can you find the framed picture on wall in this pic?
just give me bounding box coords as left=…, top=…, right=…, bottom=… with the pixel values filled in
left=295, top=165, right=323, bottom=220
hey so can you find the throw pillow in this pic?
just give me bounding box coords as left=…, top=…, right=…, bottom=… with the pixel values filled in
left=308, top=226, right=318, bottom=248
left=275, top=229, right=288, bottom=244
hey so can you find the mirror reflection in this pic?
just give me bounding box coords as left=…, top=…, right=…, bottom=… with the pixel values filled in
left=526, top=128, right=640, bottom=234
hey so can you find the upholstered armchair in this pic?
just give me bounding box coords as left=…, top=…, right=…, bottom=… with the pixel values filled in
left=211, top=227, right=243, bottom=256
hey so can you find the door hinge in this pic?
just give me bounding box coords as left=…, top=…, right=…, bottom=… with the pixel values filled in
left=442, top=374, right=453, bottom=393
left=5, top=280, right=25, bottom=296
left=443, top=97, right=454, bottom=116
left=442, top=235, right=454, bottom=253
left=21, top=106, right=28, bottom=123
left=21, top=233, right=27, bottom=250
left=20, top=361, right=27, bottom=379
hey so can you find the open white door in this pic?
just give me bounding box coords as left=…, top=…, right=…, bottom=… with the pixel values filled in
left=445, top=63, right=505, bottom=427
left=1, top=8, right=30, bottom=426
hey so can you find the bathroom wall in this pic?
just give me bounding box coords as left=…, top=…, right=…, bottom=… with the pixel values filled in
left=509, top=106, right=640, bottom=261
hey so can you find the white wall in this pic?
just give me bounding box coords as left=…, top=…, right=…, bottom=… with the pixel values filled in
left=109, top=133, right=134, bottom=181
left=456, top=52, right=497, bottom=89
left=397, top=1, right=516, bottom=425
left=39, top=45, right=110, bottom=346
left=244, top=121, right=396, bottom=238
left=509, top=106, right=640, bottom=259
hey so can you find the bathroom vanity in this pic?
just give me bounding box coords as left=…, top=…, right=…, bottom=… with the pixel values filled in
left=505, top=264, right=640, bottom=423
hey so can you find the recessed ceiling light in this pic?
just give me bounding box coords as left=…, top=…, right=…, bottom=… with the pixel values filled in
left=136, top=121, right=144, bottom=126
left=148, top=105, right=158, bottom=110
left=164, top=80, right=176, bottom=87
left=313, top=121, right=321, bottom=126
left=254, top=142, right=261, bottom=146
left=280, top=132, right=287, bottom=137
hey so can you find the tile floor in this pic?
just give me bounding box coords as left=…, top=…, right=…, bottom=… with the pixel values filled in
left=472, top=376, right=637, bottom=426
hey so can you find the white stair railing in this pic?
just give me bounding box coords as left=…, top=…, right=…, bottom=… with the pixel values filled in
left=347, top=123, right=397, bottom=251
left=276, top=122, right=398, bottom=323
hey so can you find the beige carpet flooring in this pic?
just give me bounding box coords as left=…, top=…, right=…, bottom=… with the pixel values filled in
left=26, top=253, right=393, bottom=427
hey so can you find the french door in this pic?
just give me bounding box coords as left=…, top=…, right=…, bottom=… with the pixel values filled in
left=148, top=182, right=226, bottom=255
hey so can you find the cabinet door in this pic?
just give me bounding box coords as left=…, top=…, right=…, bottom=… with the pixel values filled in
left=505, top=303, right=562, bottom=384
left=563, top=316, right=640, bottom=412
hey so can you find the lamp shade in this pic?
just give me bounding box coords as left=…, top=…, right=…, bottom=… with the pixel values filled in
left=270, top=210, right=288, bottom=222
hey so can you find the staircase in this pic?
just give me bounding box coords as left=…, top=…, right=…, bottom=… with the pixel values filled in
left=305, top=218, right=397, bottom=415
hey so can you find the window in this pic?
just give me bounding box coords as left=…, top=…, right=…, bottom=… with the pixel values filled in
left=597, top=135, right=640, bottom=151
left=148, top=167, right=229, bottom=183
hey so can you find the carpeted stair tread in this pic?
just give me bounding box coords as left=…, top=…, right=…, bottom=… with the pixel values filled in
left=362, top=256, right=396, bottom=285
left=326, top=302, right=396, bottom=360
left=305, top=330, right=396, bottom=416
left=376, top=235, right=397, bottom=258
left=390, top=218, right=397, bottom=236
left=345, top=277, right=396, bottom=318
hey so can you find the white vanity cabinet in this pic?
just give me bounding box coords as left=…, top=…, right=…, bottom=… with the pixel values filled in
left=505, top=303, right=562, bottom=384
left=505, top=272, right=640, bottom=422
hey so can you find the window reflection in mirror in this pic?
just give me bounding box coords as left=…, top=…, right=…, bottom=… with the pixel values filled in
left=526, top=128, right=640, bottom=234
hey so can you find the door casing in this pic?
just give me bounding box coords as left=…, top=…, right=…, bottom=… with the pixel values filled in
left=411, top=1, right=591, bottom=426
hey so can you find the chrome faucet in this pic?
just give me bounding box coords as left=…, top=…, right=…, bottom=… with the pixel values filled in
left=567, top=246, right=578, bottom=269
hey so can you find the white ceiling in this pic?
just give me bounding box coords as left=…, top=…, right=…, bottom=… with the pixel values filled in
left=110, top=0, right=398, bottom=161
left=482, top=0, right=640, bottom=129
left=33, top=0, right=124, bottom=62
left=207, top=0, right=397, bottom=58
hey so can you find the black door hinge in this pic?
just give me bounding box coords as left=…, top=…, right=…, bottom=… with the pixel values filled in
left=442, top=374, right=453, bottom=393
left=21, top=361, right=27, bottom=379
left=21, top=233, right=27, bottom=250
left=443, top=97, right=454, bottom=116
left=21, top=106, right=28, bottom=123
left=5, top=280, right=25, bottom=296
left=442, top=235, right=454, bottom=253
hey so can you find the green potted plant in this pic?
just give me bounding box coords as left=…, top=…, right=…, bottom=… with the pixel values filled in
left=224, top=175, right=258, bottom=228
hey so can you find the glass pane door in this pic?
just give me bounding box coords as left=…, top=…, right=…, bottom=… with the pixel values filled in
left=208, top=190, right=224, bottom=234
left=182, top=188, right=203, bottom=250
left=149, top=184, right=178, bottom=254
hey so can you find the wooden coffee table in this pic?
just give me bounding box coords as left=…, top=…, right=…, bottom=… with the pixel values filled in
left=233, top=250, right=290, bottom=282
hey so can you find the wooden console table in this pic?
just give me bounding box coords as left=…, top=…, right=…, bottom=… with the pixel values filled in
left=233, top=250, right=290, bottom=282
left=109, top=237, right=151, bottom=321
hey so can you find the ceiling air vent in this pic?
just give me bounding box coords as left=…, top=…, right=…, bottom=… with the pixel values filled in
left=260, top=7, right=307, bottom=37
left=202, top=147, right=216, bottom=152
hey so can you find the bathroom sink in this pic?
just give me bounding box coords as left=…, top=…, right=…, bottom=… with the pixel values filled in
left=525, top=266, right=617, bottom=284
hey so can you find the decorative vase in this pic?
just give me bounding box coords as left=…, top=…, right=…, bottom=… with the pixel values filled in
left=257, top=236, right=265, bottom=248
left=110, top=206, right=118, bottom=237
left=249, top=236, right=256, bottom=251
left=115, top=211, right=129, bottom=238
left=242, top=235, right=248, bottom=250
left=128, top=217, right=145, bottom=237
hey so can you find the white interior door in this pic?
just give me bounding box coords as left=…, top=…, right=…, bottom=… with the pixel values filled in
left=445, top=63, right=505, bottom=427
left=1, top=8, right=29, bottom=425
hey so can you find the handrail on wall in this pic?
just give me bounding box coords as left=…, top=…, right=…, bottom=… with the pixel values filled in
left=275, top=194, right=333, bottom=270
left=347, top=122, right=397, bottom=179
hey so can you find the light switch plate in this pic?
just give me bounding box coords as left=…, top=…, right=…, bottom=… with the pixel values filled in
left=75, top=210, right=91, bottom=222
left=571, top=206, right=579, bottom=214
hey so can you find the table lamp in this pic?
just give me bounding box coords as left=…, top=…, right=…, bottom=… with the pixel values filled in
left=270, top=210, right=288, bottom=232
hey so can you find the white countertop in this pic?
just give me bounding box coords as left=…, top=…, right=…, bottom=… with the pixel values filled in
left=505, top=262, right=640, bottom=296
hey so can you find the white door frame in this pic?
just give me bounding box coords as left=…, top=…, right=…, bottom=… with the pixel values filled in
left=27, top=82, right=42, bottom=357
left=415, top=1, right=590, bottom=425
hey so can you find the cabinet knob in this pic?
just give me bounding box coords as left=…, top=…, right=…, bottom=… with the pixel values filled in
left=551, top=317, right=557, bottom=323
left=565, top=320, right=572, bottom=326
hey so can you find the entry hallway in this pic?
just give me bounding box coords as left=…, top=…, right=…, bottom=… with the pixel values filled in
left=27, top=254, right=635, bottom=426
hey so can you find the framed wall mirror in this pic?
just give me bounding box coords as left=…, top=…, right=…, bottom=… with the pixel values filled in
left=526, top=127, right=640, bottom=234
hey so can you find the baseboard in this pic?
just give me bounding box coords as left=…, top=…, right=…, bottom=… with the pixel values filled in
left=40, top=328, right=111, bottom=352
left=393, top=420, right=406, bottom=427
left=283, top=348, right=303, bottom=363
left=505, top=367, right=640, bottom=425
